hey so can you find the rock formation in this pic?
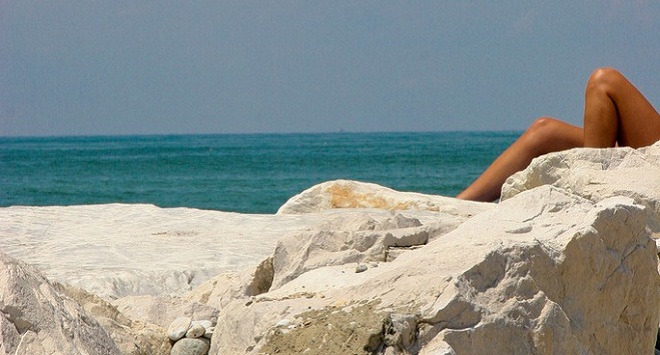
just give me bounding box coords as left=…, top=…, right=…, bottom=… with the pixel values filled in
left=52, top=282, right=173, bottom=354
left=207, top=186, right=660, bottom=354
left=0, top=251, right=122, bottom=354
left=0, top=143, right=659, bottom=354
left=167, top=317, right=215, bottom=355
left=277, top=179, right=493, bottom=217
left=502, top=142, right=660, bottom=236
left=0, top=201, right=482, bottom=300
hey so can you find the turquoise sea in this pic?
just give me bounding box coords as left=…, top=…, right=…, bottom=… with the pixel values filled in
left=0, top=132, right=519, bottom=214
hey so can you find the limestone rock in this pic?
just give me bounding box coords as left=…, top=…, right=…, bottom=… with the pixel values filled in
left=167, top=316, right=192, bottom=341
left=112, top=294, right=218, bottom=330
left=185, top=257, right=275, bottom=311
left=0, top=313, right=20, bottom=355
left=270, top=212, right=432, bottom=289
left=277, top=179, right=493, bottom=216
left=167, top=317, right=191, bottom=341
left=0, top=251, right=121, bottom=355
left=187, top=214, right=440, bottom=308
left=385, top=313, right=418, bottom=352
left=192, top=320, right=214, bottom=330
left=186, top=323, right=206, bottom=338
left=53, top=282, right=172, bottom=355
left=0, top=203, right=465, bottom=299
left=0, top=204, right=359, bottom=299
left=185, top=272, right=243, bottom=310
left=171, top=337, right=210, bottom=355
left=203, top=326, right=215, bottom=339
left=502, top=142, right=660, bottom=235
left=210, top=186, right=660, bottom=354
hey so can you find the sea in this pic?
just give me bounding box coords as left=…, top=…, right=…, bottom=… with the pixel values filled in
left=0, top=132, right=520, bottom=214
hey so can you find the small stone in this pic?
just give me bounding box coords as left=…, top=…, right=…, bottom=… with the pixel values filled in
left=276, top=319, right=291, bottom=327
left=355, top=264, right=368, bottom=273
left=170, top=338, right=210, bottom=355
left=192, top=320, right=213, bottom=330
left=186, top=323, right=205, bottom=338
left=203, top=326, right=215, bottom=339
left=167, top=316, right=192, bottom=341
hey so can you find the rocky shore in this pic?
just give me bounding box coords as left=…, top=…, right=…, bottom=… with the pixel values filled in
left=1, top=142, right=659, bottom=354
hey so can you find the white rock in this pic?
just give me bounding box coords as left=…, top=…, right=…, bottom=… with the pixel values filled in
left=277, top=179, right=493, bottom=215
left=184, top=272, right=245, bottom=311
left=0, top=205, right=336, bottom=298
left=209, top=186, right=660, bottom=354
left=276, top=319, right=292, bottom=327
left=186, top=323, right=206, bottom=338
left=0, top=310, right=21, bottom=354
left=54, top=282, right=172, bottom=354
left=167, top=316, right=192, bottom=341
left=112, top=294, right=218, bottom=329
left=0, top=203, right=464, bottom=299
left=185, top=257, right=275, bottom=311
left=192, top=319, right=214, bottom=330
left=203, top=326, right=215, bottom=339
left=386, top=314, right=417, bottom=351
left=184, top=209, right=471, bottom=311
left=270, top=212, right=438, bottom=290
left=0, top=251, right=121, bottom=354
left=502, top=142, right=660, bottom=235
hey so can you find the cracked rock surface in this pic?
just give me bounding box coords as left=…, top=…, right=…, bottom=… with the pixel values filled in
left=209, top=183, right=660, bottom=354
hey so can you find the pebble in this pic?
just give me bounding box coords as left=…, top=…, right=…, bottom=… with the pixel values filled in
left=355, top=264, right=368, bottom=273
left=167, top=316, right=192, bottom=341
left=203, top=326, right=215, bottom=339
left=192, top=320, right=213, bottom=330
left=186, top=323, right=206, bottom=338
left=276, top=319, right=291, bottom=327
left=170, top=338, right=210, bottom=355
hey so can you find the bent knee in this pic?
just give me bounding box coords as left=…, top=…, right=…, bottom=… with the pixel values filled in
left=587, top=67, right=625, bottom=92
left=522, top=117, right=564, bottom=146
left=522, top=117, right=582, bottom=154
left=526, top=117, right=564, bottom=136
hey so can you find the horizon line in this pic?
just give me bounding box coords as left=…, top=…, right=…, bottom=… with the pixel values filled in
left=0, top=129, right=524, bottom=140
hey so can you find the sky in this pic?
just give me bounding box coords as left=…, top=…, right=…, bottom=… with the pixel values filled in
left=0, top=1, right=658, bottom=136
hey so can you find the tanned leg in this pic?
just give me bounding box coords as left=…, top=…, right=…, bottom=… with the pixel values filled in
left=457, top=68, right=659, bottom=202
left=583, top=67, right=660, bottom=148
left=456, top=117, right=583, bottom=202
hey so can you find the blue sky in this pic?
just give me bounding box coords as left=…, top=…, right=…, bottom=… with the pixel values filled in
left=1, top=1, right=658, bottom=136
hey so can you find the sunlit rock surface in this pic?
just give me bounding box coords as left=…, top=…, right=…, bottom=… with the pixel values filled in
left=207, top=186, right=660, bottom=354
left=1, top=144, right=659, bottom=354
